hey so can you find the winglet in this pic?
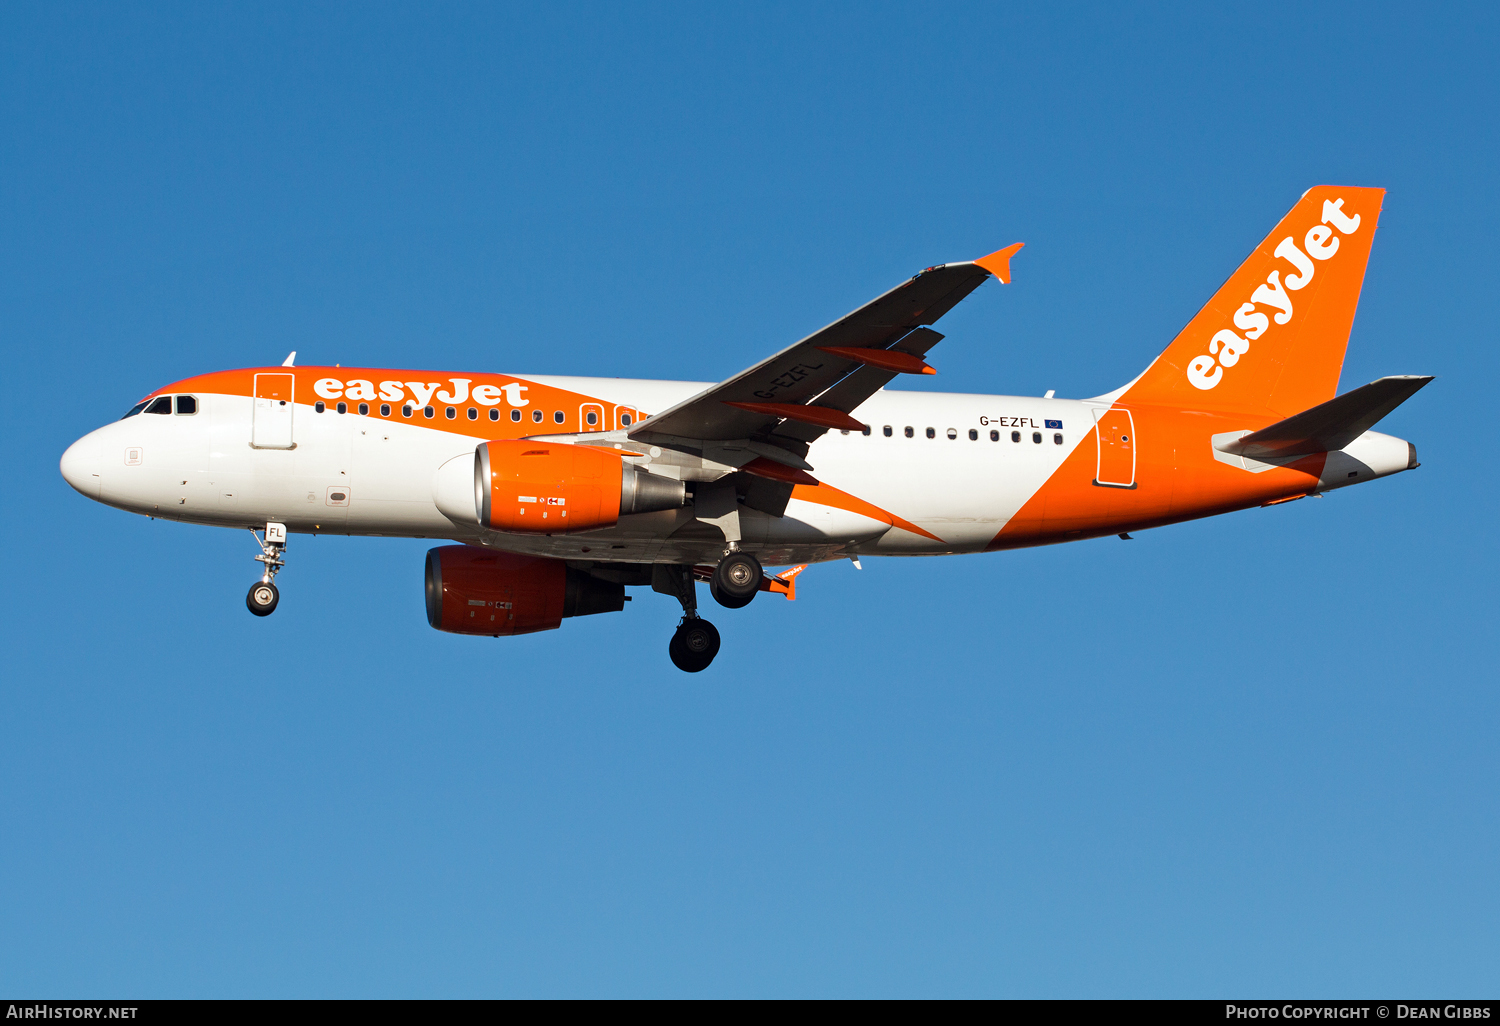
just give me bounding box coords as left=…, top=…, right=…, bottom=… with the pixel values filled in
left=282, top=351, right=297, bottom=367
left=974, top=243, right=1024, bottom=284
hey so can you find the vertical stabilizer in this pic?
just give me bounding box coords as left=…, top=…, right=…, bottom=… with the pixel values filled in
left=1122, top=186, right=1384, bottom=416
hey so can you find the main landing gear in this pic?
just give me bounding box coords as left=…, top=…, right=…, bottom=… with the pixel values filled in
left=654, top=551, right=766, bottom=672
left=246, top=522, right=287, bottom=617
left=669, top=618, right=721, bottom=673
left=653, top=563, right=721, bottom=673
left=709, top=551, right=762, bottom=610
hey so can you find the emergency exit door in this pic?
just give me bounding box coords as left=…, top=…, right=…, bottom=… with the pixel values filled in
left=1093, top=408, right=1136, bottom=488
left=252, top=373, right=296, bottom=449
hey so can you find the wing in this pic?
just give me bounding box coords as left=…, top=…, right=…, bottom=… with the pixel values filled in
left=628, top=244, right=1023, bottom=465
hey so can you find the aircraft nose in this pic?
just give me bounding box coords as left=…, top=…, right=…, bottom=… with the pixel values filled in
left=60, top=433, right=103, bottom=499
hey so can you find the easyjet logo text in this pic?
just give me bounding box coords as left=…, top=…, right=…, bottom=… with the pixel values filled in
left=313, top=377, right=529, bottom=408
left=1186, top=198, right=1363, bottom=391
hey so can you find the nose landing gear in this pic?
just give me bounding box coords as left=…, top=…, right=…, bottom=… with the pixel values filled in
left=246, top=522, right=287, bottom=617
left=247, top=580, right=279, bottom=616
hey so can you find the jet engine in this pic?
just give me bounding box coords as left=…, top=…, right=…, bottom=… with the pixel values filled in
left=424, top=545, right=626, bottom=636
left=473, top=440, right=685, bottom=533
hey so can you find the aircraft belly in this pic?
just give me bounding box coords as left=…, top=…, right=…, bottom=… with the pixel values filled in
left=763, top=498, right=890, bottom=545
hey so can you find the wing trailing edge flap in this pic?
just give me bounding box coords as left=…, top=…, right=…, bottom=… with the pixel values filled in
left=1215, top=375, right=1433, bottom=460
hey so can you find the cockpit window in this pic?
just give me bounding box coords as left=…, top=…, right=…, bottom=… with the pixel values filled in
left=121, top=401, right=149, bottom=419
left=175, top=395, right=197, bottom=415
left=145, top=397, right=173, bottom=415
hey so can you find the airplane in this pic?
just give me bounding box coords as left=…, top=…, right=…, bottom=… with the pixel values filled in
left=59, top=186, right=1429, bottom=672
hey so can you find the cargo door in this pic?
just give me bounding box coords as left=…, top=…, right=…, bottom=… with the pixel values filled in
left=252, top=373, right=296, bottom=449
left=1093, top=408, right=1136, bottom=488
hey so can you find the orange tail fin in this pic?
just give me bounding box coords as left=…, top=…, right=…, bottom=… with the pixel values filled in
left=1120, top=186, right=1384, bottom=416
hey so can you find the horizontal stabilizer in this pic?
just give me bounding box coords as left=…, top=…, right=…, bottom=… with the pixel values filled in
left=1218, top=375, right=1432, bottom=459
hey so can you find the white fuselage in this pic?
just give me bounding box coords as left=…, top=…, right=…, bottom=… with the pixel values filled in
left=59, top=374, right=1414, bottom=569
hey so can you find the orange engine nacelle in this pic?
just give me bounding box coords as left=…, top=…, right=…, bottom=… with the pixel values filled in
left=475, top=440, right=685, bottom=534
left=424, top=545, right=626, bottom=636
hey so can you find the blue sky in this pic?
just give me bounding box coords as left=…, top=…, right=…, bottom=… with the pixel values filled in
left=2, top=2, right=1496, bottom=997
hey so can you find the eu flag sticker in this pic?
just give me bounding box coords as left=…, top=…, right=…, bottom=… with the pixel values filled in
left=1045, top=419, right=1063, bottom=429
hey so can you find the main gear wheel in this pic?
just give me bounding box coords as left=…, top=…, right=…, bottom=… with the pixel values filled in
left=709, top=551, right=762, bottom=609
left=668, top=618, right=720, bottom=672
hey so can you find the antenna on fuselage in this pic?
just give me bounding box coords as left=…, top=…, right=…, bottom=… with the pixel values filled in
left=282, top=352, right=296, bottom=367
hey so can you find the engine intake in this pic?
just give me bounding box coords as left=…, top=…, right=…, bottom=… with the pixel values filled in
left=425, top=545, right=625, bottom=636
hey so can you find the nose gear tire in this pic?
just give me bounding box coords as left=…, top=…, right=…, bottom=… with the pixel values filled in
left=247, top=581, right=280, bottom=616
left=710, top=552, right=761, bottom=609
left=669, top=618, right=720, bottom=672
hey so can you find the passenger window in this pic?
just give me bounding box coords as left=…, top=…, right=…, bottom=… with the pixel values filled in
left=990, top=429, right=999, bottom=442
left=358, top=402, right=369, bottom=416
left=586, top=411, right=598, bottom=426
left=620, top=413, right=632, bottom=426
left=925, top=427, right=935, bottom=439
left=467, top=407, right=478, bottom=420
left=1011, top=430, right=1021, bottom=442
left=146, top=397, right=172, bottom=415
left=489, top=408, right=499, bottom=421
left=175, top=395, right=197, bottom=415
left=511, top=409, right=522, bottom=422
left=904, top=426, right=914, bottom=438
left=1054, top=432, right=1063, bottom=445
left=121, top=401, right=149, bottom=419
left=946, top=428, right=957, bottom=440
left=861, top=425, right=871, bottom=436
left=1032, top=431, right=1042, bottom=444
left=380, top=403, right=390, bottom=417
left=883, top=425, right=892, bottom=437
left=554, top=410, right=565, bottom=424
left=445, top=407, right=456, bottom=420
left=968, top=429, right=978, bottom=440
left=424, top=406, right=434, bottom=418
left=532, top=409, right=543, bottom=423
left=336, top=401, right=347, bottom=414
left=402, top=405, right=413, bottom=418
left=315, top=401, right=326, bottom=413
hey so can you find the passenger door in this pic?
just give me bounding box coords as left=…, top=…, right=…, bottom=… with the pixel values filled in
left=252, top=373, right=296, bottom=449
left=1093, top=408, right=1136, bottom=488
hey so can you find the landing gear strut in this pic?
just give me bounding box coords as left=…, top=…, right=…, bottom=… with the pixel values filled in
left=653, top=564, right=720, bottom=672
left=246, top=522, right=287, bottom=617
